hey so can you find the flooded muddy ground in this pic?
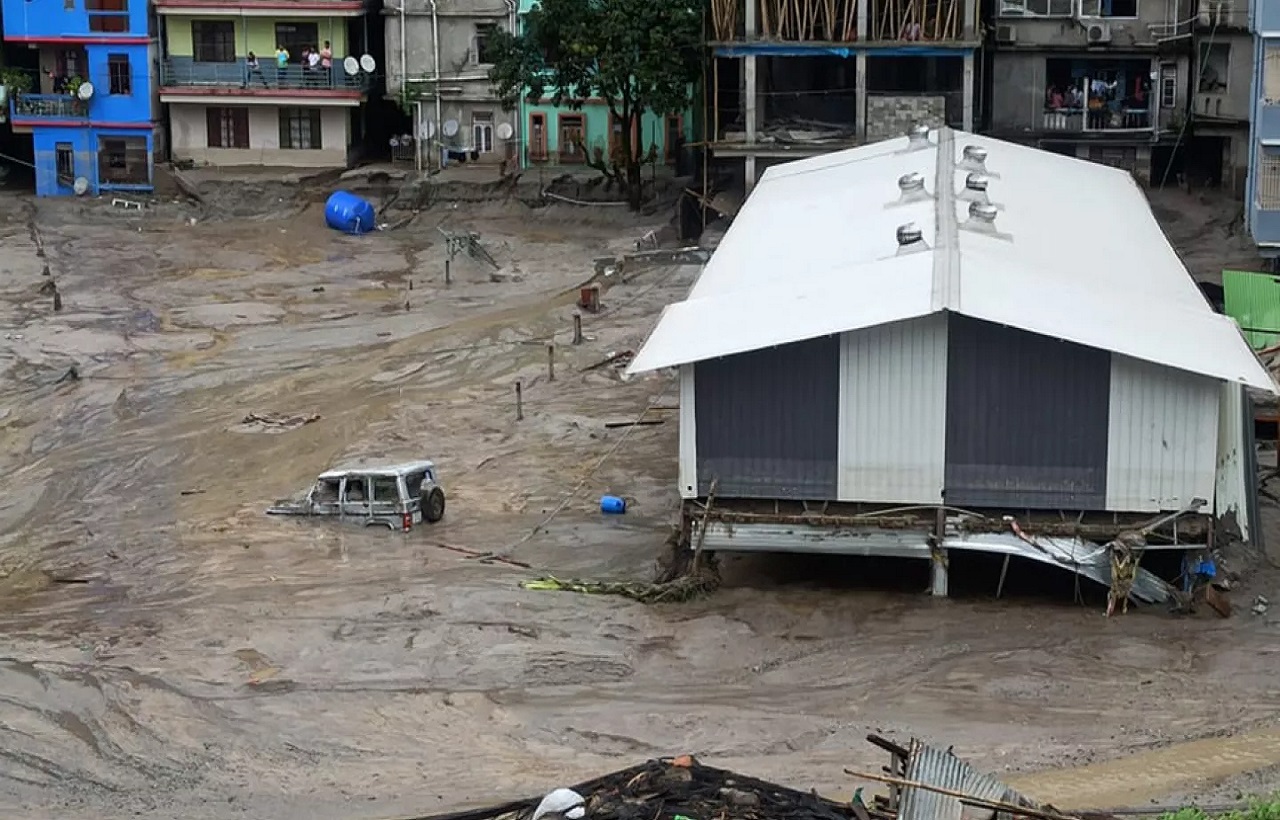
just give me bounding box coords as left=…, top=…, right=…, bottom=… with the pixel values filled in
left=0, top=185, right=1278, bottom=819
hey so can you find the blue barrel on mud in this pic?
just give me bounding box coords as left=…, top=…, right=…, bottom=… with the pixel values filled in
left=600, top=495, right=626, bottom=514
left=324, top=190, right=376, bottom=234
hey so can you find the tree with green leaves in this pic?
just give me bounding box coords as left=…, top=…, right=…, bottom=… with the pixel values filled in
left=487, top=0, right=702, bottom=210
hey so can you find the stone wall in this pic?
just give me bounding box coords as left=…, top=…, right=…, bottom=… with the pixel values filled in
left=866, top=95, right=947, bottom=142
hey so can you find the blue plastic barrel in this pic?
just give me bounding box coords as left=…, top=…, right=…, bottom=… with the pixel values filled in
left=600, top=495, right=626, bottom=515
left=324, top=190, right=377, bottom=234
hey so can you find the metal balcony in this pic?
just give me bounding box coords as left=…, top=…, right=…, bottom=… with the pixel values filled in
left=159, top=59, right=367, bottom=91
left=10, top=94, right=87, bottom=120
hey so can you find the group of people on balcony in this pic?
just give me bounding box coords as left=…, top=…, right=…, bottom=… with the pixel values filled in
left=1043, top=75, right=1150, bottom=130
left=244, top=42, right=333, bottom=89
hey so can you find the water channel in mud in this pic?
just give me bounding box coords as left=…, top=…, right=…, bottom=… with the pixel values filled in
left=0, top=187, right=1279, bottom=819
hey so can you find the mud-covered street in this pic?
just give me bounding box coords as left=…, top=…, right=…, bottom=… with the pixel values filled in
left=2, top=183, right=1280, bottom=820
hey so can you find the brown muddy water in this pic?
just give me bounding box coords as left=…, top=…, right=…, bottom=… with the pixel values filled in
left=0, top=191, right=1279, bottom=820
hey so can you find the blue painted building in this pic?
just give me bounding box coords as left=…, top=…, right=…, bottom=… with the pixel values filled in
left=3, top=0, right=159, bottom=195
left=1248, top=0, right=1280, bottom=258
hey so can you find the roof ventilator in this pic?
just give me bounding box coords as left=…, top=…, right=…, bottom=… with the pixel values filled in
left=892, top=171, right=932, bottom=206
left=962, top=201, right=1011, bottom=240
left=957, top=144, right=1000, bottom=178
left=895, top=222, right=929, bottom=255
left=957, top=173, right=997, bottom=208
left=903, top=124, right=932, bottom=152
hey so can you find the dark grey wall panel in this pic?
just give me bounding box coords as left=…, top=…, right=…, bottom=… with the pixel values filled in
left=695, top=335, right=840, bottom=499
left=944, top=315, right=1111, bottom=509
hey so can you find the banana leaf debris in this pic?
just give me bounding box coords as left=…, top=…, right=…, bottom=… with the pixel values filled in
left=407, top=738, right=1110, bottom=820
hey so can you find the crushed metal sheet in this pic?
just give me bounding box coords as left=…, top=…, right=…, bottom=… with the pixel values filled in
left=901, top=739, right=1034, bottom=820
left=942, top=532, right=1172, bottom=604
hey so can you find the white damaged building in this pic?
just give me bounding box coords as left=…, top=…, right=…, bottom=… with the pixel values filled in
left=629, top=125, right=1277, bottom=600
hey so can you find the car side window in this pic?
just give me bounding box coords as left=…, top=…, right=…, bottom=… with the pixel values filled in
left=371, top=477, right=399, bottom=502
left=404, top=471, right=426, bottom=497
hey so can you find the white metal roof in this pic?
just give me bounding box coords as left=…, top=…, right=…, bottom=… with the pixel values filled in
left=629, top=128, right=1277, bottom=392
left=318, top=460, right=436, bottom=480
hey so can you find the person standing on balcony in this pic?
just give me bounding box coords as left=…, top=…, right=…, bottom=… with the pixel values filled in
left=320, top=41, right=333, bottom=83
left=307, top=47, right=322, bottom=87
left=245, top=52, right=268, bottom=88
left=275, top=44, right=290, bottom=87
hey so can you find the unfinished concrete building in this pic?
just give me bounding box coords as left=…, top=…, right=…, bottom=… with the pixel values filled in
left=384, top=0, right=519, bottom=168
left=630, top=127, right=1273, bottom=602
left=708, top=0, right=979, bottom=190
left=986, top=0, right=1195, bottom=183
left=1187, top=0, right=1252, bottom=191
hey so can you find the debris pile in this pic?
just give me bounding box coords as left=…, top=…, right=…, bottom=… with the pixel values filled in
left=410, top=738, right=1083, bottom=820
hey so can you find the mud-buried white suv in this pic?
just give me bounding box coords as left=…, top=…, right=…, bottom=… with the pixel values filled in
left=267, top=460, right=446, bottom=531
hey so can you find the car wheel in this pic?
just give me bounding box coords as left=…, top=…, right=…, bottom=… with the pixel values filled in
left=423, top=487, right=446, bottom=523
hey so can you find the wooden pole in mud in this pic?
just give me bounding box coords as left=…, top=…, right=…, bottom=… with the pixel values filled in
left=547, top=344, right=556, bottom=381
left=515, top=379, right=524, bottom=420
left=444, top=259, right=451, bottom=285
left=572, top=312, right=583, bottom=345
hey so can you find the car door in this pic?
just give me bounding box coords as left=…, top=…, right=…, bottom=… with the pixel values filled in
left=369, top=474, right=401, bottom=527
left=339, top=475, right=372, bottom=522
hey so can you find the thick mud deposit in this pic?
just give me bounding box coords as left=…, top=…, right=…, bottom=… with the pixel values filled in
left=1, top=190, right=1279, bottom=820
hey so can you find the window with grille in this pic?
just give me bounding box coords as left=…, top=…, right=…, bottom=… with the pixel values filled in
left=279, top=107, right=322, bottom=150
left=1265, top=43, right=1280, bottom=103
left=55, top=143, right=74, bottom=182
left=192, top=21, right=235, bottom=63
left=86, top=0, right=128, bottom=33
left=1257, top=150, right=1280, bottom=209
left=1160, top=65, right=1177, bottom=108
left=206, top=107, right=249, bottom=148
left=108, top=54, right=130, bottom=95
left=998, top=0, right=1072, bottom=16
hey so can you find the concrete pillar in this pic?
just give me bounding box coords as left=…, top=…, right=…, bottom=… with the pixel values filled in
left=930, top=550, right=949, bottom=597
left=856, top=51, right=868, bottom=143
left=962, top=52, right=975, bottom=132
left=857, top=0, right=868, bottom=40
left=963, top=0, right=976, bottom=39
left=745, top=155, right=757, bottom=188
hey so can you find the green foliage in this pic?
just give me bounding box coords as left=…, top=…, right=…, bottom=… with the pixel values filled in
left=487, top=0, right=702, bottom=208
left=0, top=66, right=33, bottom=95
left=1160, top=796, right=1280, bottom=820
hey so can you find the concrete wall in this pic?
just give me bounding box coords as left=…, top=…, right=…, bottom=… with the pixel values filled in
left=384, top=0, right=516, bottom=163
left=992, top=2, right=1187, bottom=48
left=169, top=102, right=349, bottom=166
left=1191, top=31, right=1252, bottom=122
left=165, top=16, right=350, bottom=58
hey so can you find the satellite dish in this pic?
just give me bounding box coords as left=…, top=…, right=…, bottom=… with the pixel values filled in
left=343, top=56, right=360, bottom=76
left=77, top=81, right=94, bottom=100
left=442, top=119, right=459, bottom=137
left=419, top=120, right=435, bottom=140
left=360, top=54, right=376, bottom=73
left=496, top=122, right=513, bottom=140
left=72, top=176, right=89, bottom=195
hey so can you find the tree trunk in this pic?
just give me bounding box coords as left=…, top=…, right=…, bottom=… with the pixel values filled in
left=620, top=108, right=643, bottom=211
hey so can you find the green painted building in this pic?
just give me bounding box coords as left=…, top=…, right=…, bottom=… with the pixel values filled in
left=514, top=0, right=694, bottom=170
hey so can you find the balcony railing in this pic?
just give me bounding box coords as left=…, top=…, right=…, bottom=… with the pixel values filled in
left=1041, top=105, right=1152, bottom=132
left=159, top=59, right=367, bottom=91
left=11, top=94, right=87, bottom=120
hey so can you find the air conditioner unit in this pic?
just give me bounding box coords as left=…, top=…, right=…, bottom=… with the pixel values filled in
left=1086, top=22, right=1112, bottom=43
left=996, top=24, right=1017, bottom=43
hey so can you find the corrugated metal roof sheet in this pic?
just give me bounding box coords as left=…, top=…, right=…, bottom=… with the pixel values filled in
left=1223, top=269, right=1280, bottom=349
left=628, top=128, right=1276, bottom=393
left=901, top=739, right=1031, bottom=820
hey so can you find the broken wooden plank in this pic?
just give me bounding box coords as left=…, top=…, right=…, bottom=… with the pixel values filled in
left=603, top=419, right=664, bottom=429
